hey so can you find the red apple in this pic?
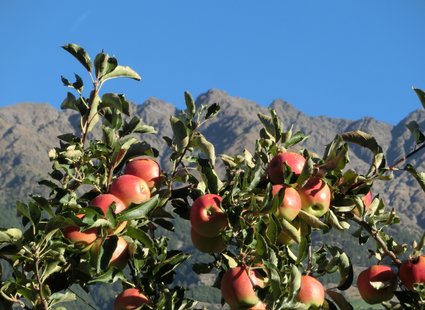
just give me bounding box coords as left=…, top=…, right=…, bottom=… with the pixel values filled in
left=110, top=175, right=151, bottom=207
left=297, top=275, right=325, bottom=308
left=357, top=265, right=396, bottom=304
left=91, top=236, right=130, bottom=270
left=63, top=225, right=98, bottom=248
left=90, top=193, right=128, bottom=234
left=123, top=157, right=161, bottom=190
left=221, top=266, right=260, bottom=309
left=90, top=193, right=127, bottom=214
left=399, top=255, right=425, bottom=291
left=190, top=194, right=227, bottom=238
left=268, top=152, right=306, bottom=184
left=63, top=214, right=98, bottom=248
left=272, top=185, right=302, bottom=221
left=114, top=288, right=149, bottom=310
left=298, top=178, right=331, bottom=217
left=190, top=228, right=226, bottom=253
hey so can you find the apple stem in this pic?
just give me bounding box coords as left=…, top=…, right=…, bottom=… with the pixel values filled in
left=351, top=214, right=402, bottom=267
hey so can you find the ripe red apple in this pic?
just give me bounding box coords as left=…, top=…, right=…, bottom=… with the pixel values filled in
left=272, top=185, right=302, bottom=221
left=114, top=288, right=149, bottom=310
left=190, top=228, right=226, bottom=253
left=63, top=225, right=98, bottom=248
left=297, top=275, right=325, bottom=308
left=91, top=236, right=130, bottom=270
left=399, top=255, right=425, bottom=291
left=63, top=214, right=98, bottom=248
left=110, top=175, right=151, bottom=207
left=190, top=194, right=227, bottom=238
left=221, top=266, right=260, bottom=309
left=90, top=193, right=127, bottom=214
left=90, top=193, right=128, bottom=234
left=123, top=157, right=161, bottom=190
left=268, top=152, right=306, bottom=184
left=357, top=265, right=396, bottom=304
left=298, top=178, right=331, bottom=217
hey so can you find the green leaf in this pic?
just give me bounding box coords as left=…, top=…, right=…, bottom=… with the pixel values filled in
left=258, top=112, right=276, bottom=142
left=101, top=65, right=141, bottom=82
left=222, top=253, right=238, bottom=268
left=340, top=130, right=382, bottom=155
left=266, top=215, right=279, bottom=244
left=193, top=132, right=216, bottom=166
left=413, top=87, right=425, bottom=109
left=405, top=164, right=425, bottom=192
left=60, top=92, right=78, bottom=111
left=126, top=226, right=157, bottom=256
left=326, top=290, right=353, bottom=310
left=50, top=292, right=77, bottom=307
left=297, top=210, right=328, bottom=229
left=327, top=246, right=353, bottom=291
left=406, top=121, right=425, bottom=145
left=170, top=116, right=189, bottom=150
left=101, top=93, right=130, bottom=115
left=284, top=130, right=309, bottom=148
left=62, top=43, right=92, bottom=72
left=117, top=195, right=159, bottom=221
left=205, top=103, right=220, bottom=120
left=122, top=117, right=157, bottom=135
left=184, top=91, right=196, bottom=116
left=41, top=261, right=62, bottom=282
left=281, top=218, right=301, bottom=244
left=289, top=265, right=302, bottom=299
left=197, top=158, right=223, bottom=194
left=94, top=52, right=117, bottom=79
left=255, top=233, right=268, bottom=257
left=5, top=228, right=22, bottom=241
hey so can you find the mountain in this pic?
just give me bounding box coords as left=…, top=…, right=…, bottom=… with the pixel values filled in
left=1, top=89, right=424, bottom=308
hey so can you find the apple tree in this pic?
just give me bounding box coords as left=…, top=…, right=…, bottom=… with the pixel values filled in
left=1, top=44, right=425, bottom=309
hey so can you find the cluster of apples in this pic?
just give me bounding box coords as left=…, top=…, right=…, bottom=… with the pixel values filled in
left=62, top=157, right=160, bottom=309
left=357, top=255, right=425, bottom=305
left=219, top=265, right=325, bottom=309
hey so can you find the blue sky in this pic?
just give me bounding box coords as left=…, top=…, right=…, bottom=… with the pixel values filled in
left=1, top=1, right=425, bottom=124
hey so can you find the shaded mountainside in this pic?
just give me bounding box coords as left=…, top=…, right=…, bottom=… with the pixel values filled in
left=0, top=89, right=424, bottom=308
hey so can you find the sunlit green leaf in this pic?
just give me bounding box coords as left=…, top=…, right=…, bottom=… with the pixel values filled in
left=405, top=164, right=425, bottom=192
left=101, top=65, right=141, bottom=82
left=117, top=195, right=159, bottom=221
left=340, top=130, right=382, bottom=155
left=62, top=43, right=92, bottom=72
left=184, top=91, right=196, bottom=117
left=406, top=121, right=425, bottom=145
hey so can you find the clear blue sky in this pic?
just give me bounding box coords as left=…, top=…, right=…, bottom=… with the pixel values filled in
left=1, top=1, right=425, bottom=124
